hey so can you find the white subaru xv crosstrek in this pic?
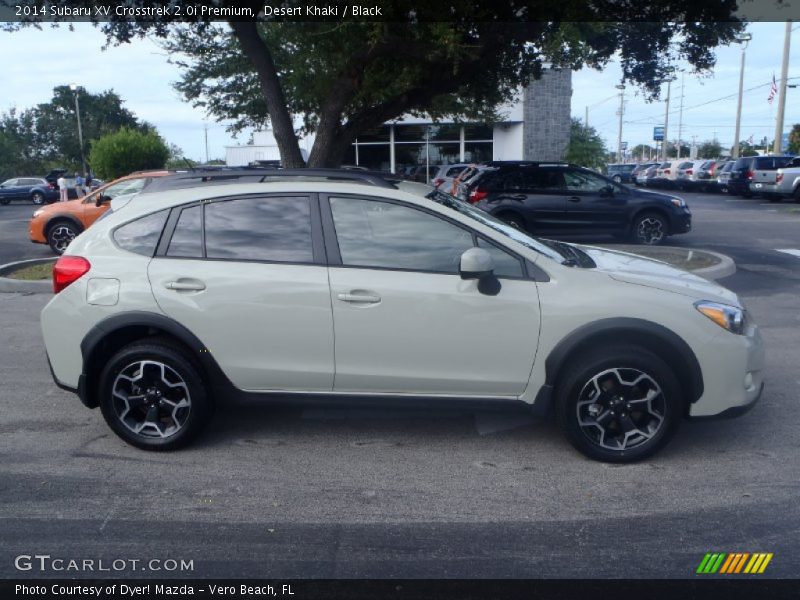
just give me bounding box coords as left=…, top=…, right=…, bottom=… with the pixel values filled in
left=41, top=170, right=765, bottom=462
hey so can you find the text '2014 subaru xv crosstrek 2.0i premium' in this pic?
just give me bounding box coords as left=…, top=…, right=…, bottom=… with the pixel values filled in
left=40, top=169, right=765, bottom=462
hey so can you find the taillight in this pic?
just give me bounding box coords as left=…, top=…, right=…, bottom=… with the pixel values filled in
left=686, top=169, right=693, bottom=175
left=664, top=169, right=671, bottom=175
left=53, top=256, right=90, bottom=294
left=777, top=173, right=783, bottom=183
left=746, top=170, right=754, bottom=180
left=433, top=178, right=444, bottom=188
left=468, top=188, right=488, bottom=204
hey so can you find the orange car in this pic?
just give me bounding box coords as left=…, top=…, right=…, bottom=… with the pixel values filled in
left=29, top=171, right=170, bottom=254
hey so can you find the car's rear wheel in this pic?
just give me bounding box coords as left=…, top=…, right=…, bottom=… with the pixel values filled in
left=46, top=221, right=80, bottom=255
left=630, top=212, right=667, bottom=245
left=612, top=174, right=623, bottom=184
left=31, top=192, right=46, bottom=205
left=0, top=198, right=9, bottom=205
left=793, top=187, right=800, bottom=203
left=555, top=346, right=683, bottom=462
left=99, top=340, right=212, bottom=451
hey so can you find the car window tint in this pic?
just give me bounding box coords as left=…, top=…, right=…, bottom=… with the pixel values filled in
left=167, top=205, right=203, bottom=258
left=564, top=170, right=610, bottom=192
left=330, top=196, right=473, bottom=273
left=105, top=178, right=147, bottom=199
left=2, top=179, right=16, bottom=186
left=205, top=196, right=313, bottom=262
left=476, top=237, right=523, bottom=278
left=114, top=210, right=168, bottom=256
left=446, top=166, right=466, bottom=178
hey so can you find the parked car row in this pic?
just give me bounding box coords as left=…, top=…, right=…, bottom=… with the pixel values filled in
left=41, top=167, right=764, bottom=462
left=0, top=170, right=104, bottom=205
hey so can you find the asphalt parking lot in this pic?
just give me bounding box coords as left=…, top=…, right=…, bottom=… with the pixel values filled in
left=1, top=191, right=800, bottom=579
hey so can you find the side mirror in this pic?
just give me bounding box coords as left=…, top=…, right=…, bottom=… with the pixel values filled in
left=95, top=194, right=110, bottom=207
left=460, top=247, right=494, bottom=280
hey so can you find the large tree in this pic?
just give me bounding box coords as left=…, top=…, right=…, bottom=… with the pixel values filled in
left=4, top=1, right=745, bottom=167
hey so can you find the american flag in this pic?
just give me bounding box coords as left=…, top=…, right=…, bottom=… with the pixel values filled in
left=768, top=74, right=778, bottom=105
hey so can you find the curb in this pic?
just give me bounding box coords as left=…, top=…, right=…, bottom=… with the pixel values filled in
left=597, top=245, right=736, bottom=281
left=0, top=257, right=55, bottom=294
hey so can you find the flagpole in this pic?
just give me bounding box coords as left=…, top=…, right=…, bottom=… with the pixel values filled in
left=773, top=21, right=792, bottom=154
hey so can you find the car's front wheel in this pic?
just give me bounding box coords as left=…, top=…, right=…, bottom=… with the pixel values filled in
left=631, top=212, right=668, bottom=245
left=46, top=221, right=80, bottom=254
left=612, top=175, right=623, bottom=184
left=555, top=346, right=683, bottom=462
left=99, top=339, right=213, bottom=451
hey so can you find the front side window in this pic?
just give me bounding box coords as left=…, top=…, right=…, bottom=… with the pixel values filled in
left=204, top=196, right=313, bottom=263
left=114, top=210, right=168, bottom=256
left=330, top=196, right=473, bottom=273
left=476, top=237, right=524, bottom=278
left=564, top=169, right=612, bottom=193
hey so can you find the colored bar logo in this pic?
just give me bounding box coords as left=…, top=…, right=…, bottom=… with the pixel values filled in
left=697, top=552, right=773, bottom=574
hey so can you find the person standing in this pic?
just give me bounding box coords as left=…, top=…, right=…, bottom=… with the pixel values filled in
left=74, top=172, right=84, bottom=198
left=85, top=171, right=93, bottom=195
left=56, top=174, right=68, bottom=202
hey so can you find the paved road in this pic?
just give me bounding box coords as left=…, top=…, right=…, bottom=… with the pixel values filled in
left=1, top=191, right=799, bottom=579
left=0, top=203, right=52, bottom=264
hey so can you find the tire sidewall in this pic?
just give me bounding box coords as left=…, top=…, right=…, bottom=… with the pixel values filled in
left=98, top=342, right=211, bottom=451
left=555, top=348, right=683, bottom=462
left=47, top=222, right=79, bottom=255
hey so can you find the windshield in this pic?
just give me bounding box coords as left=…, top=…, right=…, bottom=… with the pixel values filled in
left=424, top=189, right=570, bottom=264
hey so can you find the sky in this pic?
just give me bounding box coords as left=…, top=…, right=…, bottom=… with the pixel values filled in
left=0, top=21, right=797, bottom=161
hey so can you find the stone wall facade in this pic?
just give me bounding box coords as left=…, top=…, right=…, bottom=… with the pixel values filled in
left=522, top=69, right=573, bottom=162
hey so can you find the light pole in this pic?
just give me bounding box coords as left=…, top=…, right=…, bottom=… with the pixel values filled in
left=615, top=84, right=625, bottom=163
left=773, top=21, right=792, bottom=155
left=69, top=84, right=87, bottom=175
left=732, top=32, right=752, bottom=159
left=662, top=78, right=673, bottom=161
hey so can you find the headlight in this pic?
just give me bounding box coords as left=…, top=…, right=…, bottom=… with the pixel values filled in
left=670, top=197, right=686, bottom=208
left=32, top=209, right=44, bottom=218
left=694, top=300, right=746, bottom=335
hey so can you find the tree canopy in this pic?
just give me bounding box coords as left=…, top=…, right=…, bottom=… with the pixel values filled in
left=0, top=86, right=150, bottom=178
left=565, top=118, right=607, bottom=170
left=4, top=1, right=746, bottom=167
left=788, top=124, right=800, bottom=155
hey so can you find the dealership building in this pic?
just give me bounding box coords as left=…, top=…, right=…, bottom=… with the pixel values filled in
left=225, top=69, right=572, bottom=173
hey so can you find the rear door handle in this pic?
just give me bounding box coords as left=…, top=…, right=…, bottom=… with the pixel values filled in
left=337, top=292, right=381, bottom=304
left=568, top=196, right=581, bottom=203
left=165, top=280, right=206, bottom=291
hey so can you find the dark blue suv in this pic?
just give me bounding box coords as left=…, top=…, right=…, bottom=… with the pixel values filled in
left=0, top=177, right=59, bottom=205
left=464, top=162, right=692, bottom=245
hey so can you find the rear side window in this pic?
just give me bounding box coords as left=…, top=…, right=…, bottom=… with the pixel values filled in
left=114, top=210, right=169, bottom=256
left=167, top=205, right=203, bottom=258
left=204, top=196, right=313, bottom=263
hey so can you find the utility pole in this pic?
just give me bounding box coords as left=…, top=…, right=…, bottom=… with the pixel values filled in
left=733, top=32, right=752, bottom=158
left=204, top=122, right=209, bottom=164
left=585, top=105, right=589, bottom=127
left=677, top=73, right=685, bottom=159
left=69, top=84, right=87, bottom=175
left=662, top=79, right=672, bottom=162
left=773, top=21, right=792, bottom=154
left=615, top=84, right=625, bottom=163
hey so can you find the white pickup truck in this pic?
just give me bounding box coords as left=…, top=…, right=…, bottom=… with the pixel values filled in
left=749, top=156, right=800, bottom=200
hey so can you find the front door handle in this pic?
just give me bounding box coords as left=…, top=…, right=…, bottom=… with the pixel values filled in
left=337, top=292, right=381, bottom=304
left=165, top=280, right=206, bottom=292
left=568, top=196, right=581, bottom=203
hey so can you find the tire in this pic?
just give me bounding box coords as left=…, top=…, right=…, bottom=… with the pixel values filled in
left=630, top=212, right=668, bottom=245
left=612, top=175, right=623, bottom=184
left=31, top=192, right=46, bottom=205
left=98, top=339, right=213, bottom=451
left=497, top=212, right=526, bottom=232
left=555, top=346, right=684, bottom=462
left=46, top=221, right=80, bottom=255
left=0, top=198, right=9, bottom=205
left=793, top=187, right=800, bottom=203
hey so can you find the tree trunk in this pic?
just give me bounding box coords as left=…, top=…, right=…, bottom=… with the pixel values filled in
left=228, top=21, right=305, bottom=168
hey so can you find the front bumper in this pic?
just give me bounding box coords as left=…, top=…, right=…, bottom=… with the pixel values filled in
left=669, top=211, right=692, bottom=234
left=689, top=322, right=765, bottom=418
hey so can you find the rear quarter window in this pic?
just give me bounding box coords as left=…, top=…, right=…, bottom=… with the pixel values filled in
left=113, top=210, right=169, bottom=256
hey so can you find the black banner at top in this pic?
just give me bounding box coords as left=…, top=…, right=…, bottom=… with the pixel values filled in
left=1, top=0, right=799, bottom=23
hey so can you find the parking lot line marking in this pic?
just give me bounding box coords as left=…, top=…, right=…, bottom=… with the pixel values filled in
left=776, top=249, right=800, bottom=258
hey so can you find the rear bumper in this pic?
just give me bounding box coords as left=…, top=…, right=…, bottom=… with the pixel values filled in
left=46, top=352, right=92, bottom=408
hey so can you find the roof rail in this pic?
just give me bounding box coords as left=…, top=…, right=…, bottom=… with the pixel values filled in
left=142, top=167, right=402, bottom=193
